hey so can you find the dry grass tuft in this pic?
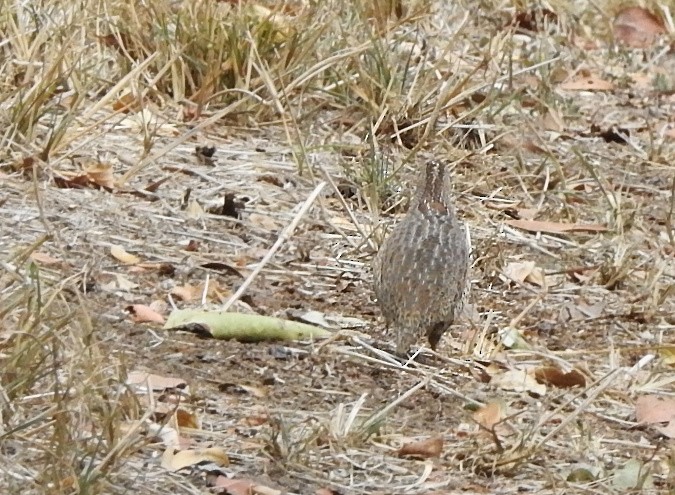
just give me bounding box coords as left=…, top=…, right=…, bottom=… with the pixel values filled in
left=0, top=240, right=142, bottom=492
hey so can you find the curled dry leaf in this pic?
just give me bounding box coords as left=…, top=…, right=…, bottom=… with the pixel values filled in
left=84, top=161, right=115, bottom=189
left=175, top=409, right=200, bottom=429
left=126, top=304, right=165, bottom=324
left=161, top=446, right=229, bottom=472
left=613, top=7, right=665, bottom=48
left=397, top=436, right=444, bottom=459
left=534, top=366, right=586, bottom=388
left=110, top=245, right=141, bottom=265
left=503, top=261, right=545, bottom=286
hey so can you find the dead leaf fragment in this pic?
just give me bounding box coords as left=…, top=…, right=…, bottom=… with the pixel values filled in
left=613, top=7, right=665, bottom=48
left=170, top=284, right=199, bottom=302
left=29, top=252, right=62, bottom=266
left=534, top=367, right=586, bottom=388
left=558, top=76, right=614, bottom=91
left=473, top=401, right=505, bottom=430
left=635, top=395, right=675, bottom=425
left=493, top=369, right=546, bottom=395
left=110, top=245, right=141, bottom=265
left=161, top=447, right=229, bottom=471
left=397, top=436, right=443, bottom=459
left=84, top=161, right=115, bottom=189
left=503, top=261, right=545, bottom=286
left=126, top=304, right=165, bottom=324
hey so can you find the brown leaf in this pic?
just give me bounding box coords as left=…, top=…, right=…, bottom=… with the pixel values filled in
left=175, top=409, right=200, bottom=429
left=505, top=219, right=607, bottom=234
left=212, top=476, right=254, bottom=494
left=170, top=284, right=199, bottom=302
left=84, top=161, right=115, bottom=189
left=126, top=304, right=165, bottom=324
left=534, top=367, right=586, bottom=388
left=112, top=93, right=142, bottom=113
left=397, top=436, right=443, bottom=459
left=473, top=401, right=505, bottom=429
left=635, top=395, right=675, bottom=424
left=613, top=7, right=665, bottom=48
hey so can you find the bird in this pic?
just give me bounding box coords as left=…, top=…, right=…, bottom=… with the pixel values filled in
left=372, top=160, right=470, bottom=354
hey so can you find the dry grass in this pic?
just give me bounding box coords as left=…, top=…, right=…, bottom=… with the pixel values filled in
left=1, top=0, right=674, bottom=494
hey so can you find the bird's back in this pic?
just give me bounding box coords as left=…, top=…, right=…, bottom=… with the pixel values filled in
left=372, top=161, right=469, bottom=352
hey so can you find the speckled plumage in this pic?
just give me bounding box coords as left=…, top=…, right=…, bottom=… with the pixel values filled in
left=372, top=161, right=470, bottom=354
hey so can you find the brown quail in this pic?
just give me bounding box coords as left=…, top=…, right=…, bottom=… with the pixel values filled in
left=372, top=160, right=470, bottom=354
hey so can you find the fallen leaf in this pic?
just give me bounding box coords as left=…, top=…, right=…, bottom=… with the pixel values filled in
left=164, top=309, right=331, bottom=342
left=537, top=108, right=565, bottom=133
left=161, top=447, right=229, bottom=471
left=84, top=161, right=115, bottom=189
left=175, top=409, right=201, bottom=429
left=505, top=219, right=607, bottom=234
left=397, top=436, right=443, bottom=459
left=211, top=477, right=254, bottom=494
left=473, top=401, right=505, bottom=429
left=493, top=369, right=546, bottom=395
left=126, top=304, right=165, bottom=324
left=635, top=395, right=675, bottom=424
left=185, top=199, right=204, bottom=220
left=110, top=245, right=141, bottom=265
left=112, top=92, right=142, bottom=113
left=558, top=76, right=614, bottom=91
left=170, top=284, right=199, bottom=302
left=502, top=261, right=545, bottom=286
left=29, top=252, right=62, bottom=266
left=534, top=367, right=586, bottom=388
left=613, top=7, right=665, bottom=48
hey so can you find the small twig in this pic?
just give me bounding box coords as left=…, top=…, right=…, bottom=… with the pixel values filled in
left=666, top=174, right=675, bottom=246
left=221, top=181, right=326, bottom=312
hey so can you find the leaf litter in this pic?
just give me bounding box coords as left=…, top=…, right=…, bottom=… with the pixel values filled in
left=0, top=1, right=674, bottom=494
